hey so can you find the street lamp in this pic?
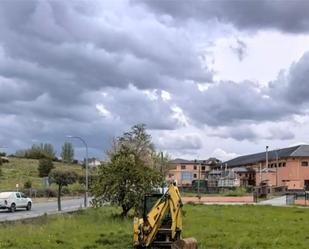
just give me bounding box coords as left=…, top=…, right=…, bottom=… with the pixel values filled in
left=66, top=136, right=89, bottom=208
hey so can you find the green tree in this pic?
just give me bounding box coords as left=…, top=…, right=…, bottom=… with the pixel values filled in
left=92, top=124, right=162, bottom=216
left=21, top=143, right=56, bottom=160
left=61, top=142, right=74, bottom=163
left=43, top=143, right=56, bottom=159
left=38, top=158, right=54, bottom=177
left=15, top=149, right=26, bottom=158
left=49, top=170, right=78, bottom=211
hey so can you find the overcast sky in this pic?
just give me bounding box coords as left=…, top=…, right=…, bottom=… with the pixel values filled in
left=1, top=0, right=309, bottom=160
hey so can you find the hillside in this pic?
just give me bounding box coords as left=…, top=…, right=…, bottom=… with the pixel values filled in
left=0, top=157, right=84, bottom=193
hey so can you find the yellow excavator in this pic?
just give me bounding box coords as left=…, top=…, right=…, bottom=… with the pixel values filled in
left=133, top=182, right=197, bottom=249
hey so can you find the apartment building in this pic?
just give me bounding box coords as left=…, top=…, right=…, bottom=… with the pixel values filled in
left=224, top=145, right=309, bottom=190
left=166, top=158, right=220, bottom=186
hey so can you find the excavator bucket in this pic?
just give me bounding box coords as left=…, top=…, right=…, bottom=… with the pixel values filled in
left=171, top=238, right=198, bottom=249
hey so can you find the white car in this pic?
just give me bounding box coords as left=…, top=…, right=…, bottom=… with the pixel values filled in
left=0, top=192, right=32, bottom=212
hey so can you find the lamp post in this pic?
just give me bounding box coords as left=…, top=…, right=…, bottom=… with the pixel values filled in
left=66, top=136, right=89, bottom=207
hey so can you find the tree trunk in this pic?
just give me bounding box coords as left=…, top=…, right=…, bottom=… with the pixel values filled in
left=57, top=184, right=62, bottom=211
left=121, top=204, right=132, bottom=217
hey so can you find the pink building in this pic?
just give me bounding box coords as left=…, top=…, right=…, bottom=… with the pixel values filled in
left=166, top=158, right=220, bottom=186
left=224, top=145, right=309, bottom=190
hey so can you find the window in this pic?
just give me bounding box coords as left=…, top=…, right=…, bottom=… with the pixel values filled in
left=193, top=174, right=197, bottom=178
left=201, top=166, right=205, bottom=171
left=21, top=193, right=27, bottom=198
left=181, top=172, right=193, bottom=180
left=301, top=161, right=308, bottom=167
left=181, top=165, right=186, bottom=170
left=193, top=165, right=197, bottom=170
left=282, top=162, right=286, bottom=167
left=279, top=163, right=282, bottom=167
left=16, top=193, right=21, bottom=198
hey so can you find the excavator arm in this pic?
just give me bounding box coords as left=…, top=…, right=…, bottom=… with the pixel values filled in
left=133, top=183, right=196, bottom=248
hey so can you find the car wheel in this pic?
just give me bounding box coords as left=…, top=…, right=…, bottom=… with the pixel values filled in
left=26, top=202, right=32, bottom=211
left=10, top=203, right=16, bottom=213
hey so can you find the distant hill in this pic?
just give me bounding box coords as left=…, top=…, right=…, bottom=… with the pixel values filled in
left=0, top=157, right=84, bottom=194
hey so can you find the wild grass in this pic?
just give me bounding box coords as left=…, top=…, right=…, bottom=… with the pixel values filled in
left=1, top=204, right=309, bottom=248
left=0, top=157, right=83, bottom=192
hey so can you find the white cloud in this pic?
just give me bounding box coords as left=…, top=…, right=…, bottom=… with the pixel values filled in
left=210, top=148, right=240, bottom=161
left=95, top=104, right=112, bottom=118
left=161, top=90, right=171, bottom=101
left=210, top=31, right=309, bottom=84
left=171, top=105, right=189, bottom=127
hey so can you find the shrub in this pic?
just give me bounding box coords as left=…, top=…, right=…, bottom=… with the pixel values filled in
left=224, top=187, right=247, bottom=197
left=38, top=159, right=54, bottom=177
left=24, top=180, right=32, bottom=189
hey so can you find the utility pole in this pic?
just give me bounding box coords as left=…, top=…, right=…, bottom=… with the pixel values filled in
left=266, top=146, right=269, bottom=169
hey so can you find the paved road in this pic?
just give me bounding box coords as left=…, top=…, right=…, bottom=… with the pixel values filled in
left=0, top=198, right=85, bottom=222
left=259, top=196, right=287, bottom=206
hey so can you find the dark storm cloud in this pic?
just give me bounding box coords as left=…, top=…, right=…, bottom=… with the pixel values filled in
left=1, top=0, right=309, bottom=154
left=91, top=86, right=179, bottom=130
left=138, top=0, right=309, bottom=33
left=266, top=127, right=295, bottom=140
left=0, top=0, right=211, bottom=92
left=269, top=51, right=309, bottom=105
left=0, top=0, right=212, bottom=155
left=211, top=125, right=295, bottom=141
left=172, top=80, right=297, bottom=127
left=155, top=133, right=203, bottom=151
left=212, top=127, right=258, bottom=141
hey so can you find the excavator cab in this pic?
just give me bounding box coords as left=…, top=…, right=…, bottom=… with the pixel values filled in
left=143, top=194, right=176, bottom=247
left=133, top=183, right=197, bottom=249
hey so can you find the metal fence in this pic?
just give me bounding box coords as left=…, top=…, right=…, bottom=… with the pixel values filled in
left=286, top=190, right=309, bottom=205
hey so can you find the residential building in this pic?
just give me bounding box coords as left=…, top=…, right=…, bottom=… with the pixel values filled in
left=83, top=157, right=101, bottom=167
left=224, top=145, right=309, bottom=190
left=166, top=158, right=221, bottom=186
left=208, top=167, right=255, bottom=188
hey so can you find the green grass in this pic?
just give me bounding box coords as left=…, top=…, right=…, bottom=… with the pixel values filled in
left=0, top=207, right=132, bottom=249
left=0, top=157, right=84, bottom=192
left=1, top=205, right=309, bottom=248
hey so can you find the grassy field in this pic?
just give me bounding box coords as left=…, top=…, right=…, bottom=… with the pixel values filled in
left=0, top=157, right=84, bottom=193
left=1, top=204, right=309, bottom=249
